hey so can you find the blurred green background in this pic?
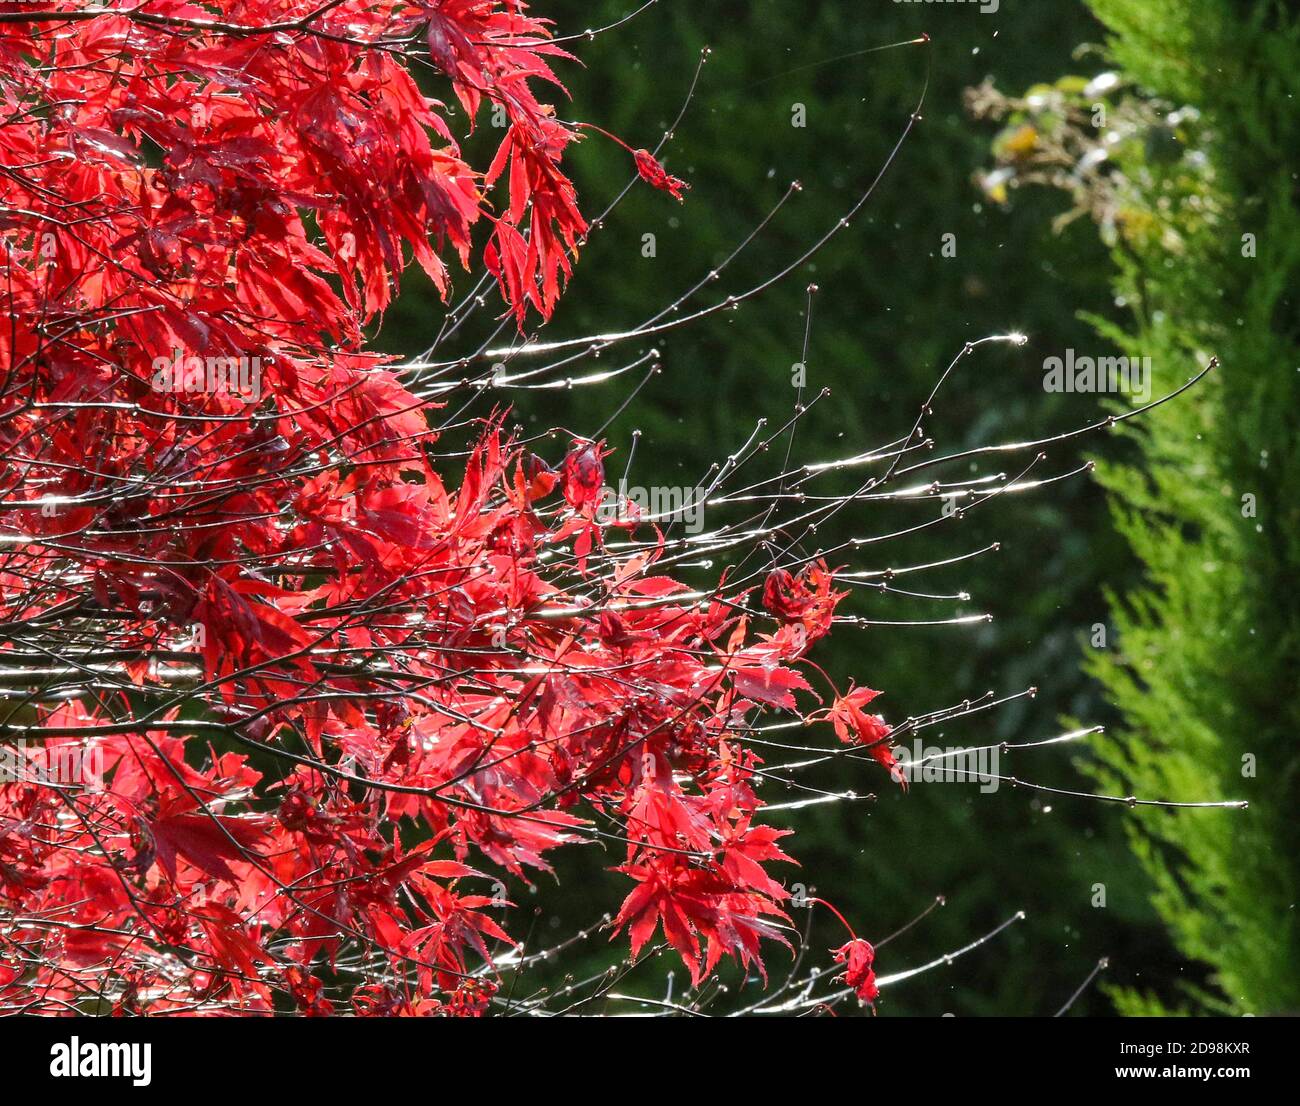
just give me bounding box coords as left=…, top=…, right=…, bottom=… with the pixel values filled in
left=375, top=0, right=1299, bottom=1015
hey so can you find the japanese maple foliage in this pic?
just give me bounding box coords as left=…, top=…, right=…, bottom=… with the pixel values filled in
left=0, top=2, right=893, bottom=1015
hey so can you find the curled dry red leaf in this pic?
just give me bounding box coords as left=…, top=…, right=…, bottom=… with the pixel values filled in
left=633, top=148, right=690, bottom=201
left=832, top=937, right=880, bottom=1005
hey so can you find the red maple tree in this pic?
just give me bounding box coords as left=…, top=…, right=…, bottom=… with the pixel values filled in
left=0, top=1, right=885, bottom=1016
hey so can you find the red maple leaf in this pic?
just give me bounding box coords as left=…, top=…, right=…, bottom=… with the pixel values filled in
left=633, top=148, right=690, bottom=201
left=832, top=937, right=880, bottom=1004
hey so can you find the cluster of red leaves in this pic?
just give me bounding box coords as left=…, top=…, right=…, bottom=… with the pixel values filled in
left=0, top=2, right=892, bottom=1015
